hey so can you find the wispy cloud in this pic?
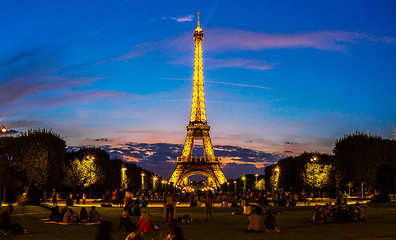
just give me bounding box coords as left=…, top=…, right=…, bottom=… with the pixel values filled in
left=170, top=14, right=194, bottom=22
left=0, top=48, right=137, bottom=119
left=203, top=28, right=395, bottom=52
left=117, top=40, right=164, bottom=61
left=206, top=58, right=276, bottom=70
left=159, top=77, right=272, bottom=90
left=205, top=80, right=272, bottom=90
left=117, top=28, right=395, bottom=63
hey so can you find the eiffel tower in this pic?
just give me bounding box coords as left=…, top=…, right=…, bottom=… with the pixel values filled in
left=169, top=13, right=227, bottom=186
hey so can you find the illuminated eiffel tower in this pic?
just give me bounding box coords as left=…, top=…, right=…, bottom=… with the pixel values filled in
left=169, top=13, right=227, bottom=186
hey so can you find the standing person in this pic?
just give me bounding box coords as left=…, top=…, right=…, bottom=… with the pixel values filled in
left=205, top=190, right=214, bottom=222
left=342, top=191, right=348, bottom=204
left=272, top=191, right=278, bottom=207
left=302, top=192, right=307, bottom=206
left=76, top=193, right=80, bottom=205
left=66, top=193, right=73, bottom=206
left=137, top=211, right=156, bottom=233
left=82, top=192, right=87, bottom=205
left=164, top=192, right=176, bottom=223
left=52, top=190, right=57, bottom=206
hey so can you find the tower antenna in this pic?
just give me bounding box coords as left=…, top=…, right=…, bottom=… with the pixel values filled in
left=197, top=12, right=200, bottom=27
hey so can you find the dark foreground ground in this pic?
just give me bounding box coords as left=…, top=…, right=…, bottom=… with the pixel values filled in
left=1, top=203, right=396, bottom=240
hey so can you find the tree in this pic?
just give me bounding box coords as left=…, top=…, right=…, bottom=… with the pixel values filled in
left=333, top=131, right=387, bottom=196
left=300, top=162, right=332, bottom=190
left=255, top=179, right=265, bottom=191
left=269, top=168, right=279, bottom=190
left=0, top=136, right=23, bottom=203
left=64, top=158, right=84, bottom=189
left=11, top=129, right=66, bottom=191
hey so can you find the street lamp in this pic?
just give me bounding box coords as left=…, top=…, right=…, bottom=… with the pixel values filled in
left=234, top=180, right=237, bottom=192
left=242, top=176, right=246, bottom=192
left=153, top=177, right=157, bottom=190
left=255, top=174, right=258, bottom=189
left=310, top=156, right=318, bottom=199
left=347, top=182, right=353, bottom=197
left=0, top=125, right=7, bottom=133
left=141, top=173, right=145, bottom=190
left=86, top=156, right=95, bottom=199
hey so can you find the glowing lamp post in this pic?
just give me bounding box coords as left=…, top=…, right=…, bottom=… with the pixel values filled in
left=310, top=156, right=318, bottom=198
left=153, top=177, right=157, bottom=190
left=255, top=174, right=258, bottom=189
left=86, top=156, right=95, bottom=199
left=234, top=180, right=237, bottom=192
left=242, top=176, right=246, bottom=192
left=141, top=173, right=145, bottom=190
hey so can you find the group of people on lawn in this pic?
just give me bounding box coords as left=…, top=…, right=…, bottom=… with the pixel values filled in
left=49, top=205, right=101, bottom=223
left=311, top=202, right=367, bottom=224
left=116, top=209, right=184, bottom=240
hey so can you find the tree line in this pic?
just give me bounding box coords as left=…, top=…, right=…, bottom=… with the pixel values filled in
left=0, top=129, right=159, bottom=205
left=263, top=131, right=396, bottom=201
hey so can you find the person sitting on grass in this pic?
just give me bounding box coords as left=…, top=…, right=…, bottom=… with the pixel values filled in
left=79, top=207, right=89, bottom=223
left=124, top=204, right=133, bottom=216
left=60, top=206, right=68, bottom=219
left=63, top=208, right=75, bottom=223
left=0, top=211, right=29, bottom=236
left=49, top=206, right=62, bottom=222
left=354, top=202, right=367, bottom=221
left=125, top=224, right=144, bottom=240
left=264, top=210, right=279, bottom=232
left=137, top=211, right=156, bottom=233
left=243, top=202, right=252, bottom=215
left=247, top=209, right=261, bottom=232
left=323, top=203, right=334, bottom=223
left=118, top=211, right=135, bottom=231
left=161, top=219, right=185, bottom=240
left=89, top=206, right=101, bottom=223
left=335, top=203, right=349, bottom=222
left=312, top=205, right=324, bottom=224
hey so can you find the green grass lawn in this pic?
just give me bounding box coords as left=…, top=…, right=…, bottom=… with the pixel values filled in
left=1, top=203, right=396, bottom=240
